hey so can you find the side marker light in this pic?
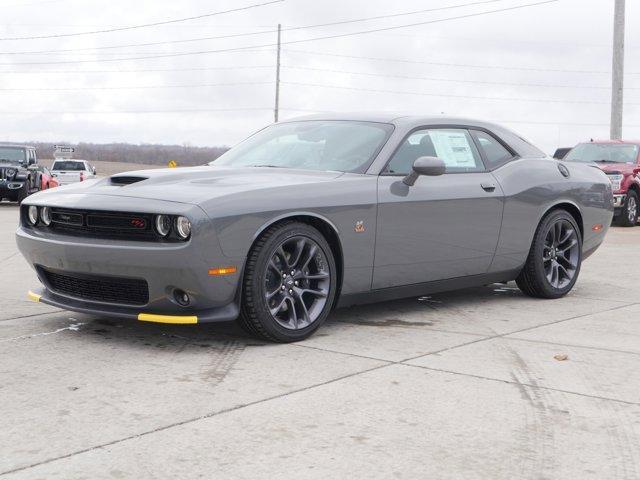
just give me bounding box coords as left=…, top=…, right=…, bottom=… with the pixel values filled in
left=208, top=266, right=237, bottom=276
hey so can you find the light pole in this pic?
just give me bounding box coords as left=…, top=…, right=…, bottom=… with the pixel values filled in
left=274, top=23, right=281, bottom=123
left=610, top=0, right=625, bottom=140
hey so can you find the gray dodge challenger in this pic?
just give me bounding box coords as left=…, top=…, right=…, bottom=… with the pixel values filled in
left=17, top=114, right=614, bottom=342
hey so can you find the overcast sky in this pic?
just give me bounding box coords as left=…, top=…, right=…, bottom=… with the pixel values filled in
left=0, top=0, right=637, bottom=154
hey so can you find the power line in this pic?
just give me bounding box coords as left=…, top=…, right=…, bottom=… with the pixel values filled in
left=0, top=81, right=274, bottom=91
left=0, top=107, right=273, bottom=114
left=0, top=64, right=274, bottom=74
left=283, top=49, right=613, bottom=75
left=0, top=0, right=284, bottom=41
left=282, top=65, right=629, bottom=90
left=279, top=109, right=640, bottom=127
left=0, top=0, right=562, bottom=65
left=281, top=81, right=640, bottom=105
left=0, top=0, right=508, bottom=55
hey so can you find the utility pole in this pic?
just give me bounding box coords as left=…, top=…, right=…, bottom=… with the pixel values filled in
left=274, top=23, right=281, bottom=123
left=610, top=0, right=625, bottom=139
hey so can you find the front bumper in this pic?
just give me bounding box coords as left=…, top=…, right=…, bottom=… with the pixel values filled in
left=27, top=287, right=238, bottom=324
left=613, top=194, right=627, bottom=217
left=16, top=200, right=245, bottom=324
left=613, top=194, right=626, bottom=208
left=0, top=180, right=25, bottom=198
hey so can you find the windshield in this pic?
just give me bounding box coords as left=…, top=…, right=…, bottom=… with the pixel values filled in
left=0, top=147, right=26, bottom=165
left=52, top=161, right=86, bottom=171
left=211, top=121, right=394, bottom=173
left=565, top=143, right=639, bottom=164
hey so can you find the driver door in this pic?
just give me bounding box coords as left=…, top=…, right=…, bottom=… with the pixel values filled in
left=373, top=128, right=504, bottom=289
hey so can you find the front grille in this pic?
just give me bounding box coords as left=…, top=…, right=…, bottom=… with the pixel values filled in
left=39, top=267, right=149, bottom=306
left=48, top=208, right=158, bottom=241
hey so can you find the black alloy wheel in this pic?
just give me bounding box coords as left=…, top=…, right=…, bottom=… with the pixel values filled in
left=542, top=218, right=580, bottom=289
left=516, top=209, right=582, bottom=299
left=239, top=222, right=337, bottom=342
left=264, top=235, right=331, bottom=330
left=618, top=191, right=638, bottom=227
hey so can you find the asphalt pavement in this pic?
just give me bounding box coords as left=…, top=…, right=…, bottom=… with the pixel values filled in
left=1, top=201, right=639, bottom=479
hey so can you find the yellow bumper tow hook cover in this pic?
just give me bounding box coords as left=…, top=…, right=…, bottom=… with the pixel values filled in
left=137, top=313, right=198, bottom=324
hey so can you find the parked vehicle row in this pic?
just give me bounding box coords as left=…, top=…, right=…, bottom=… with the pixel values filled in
left=17, top=115, right=614, bottom=342
left=0, top=145, right=42, bottom=203
left=0, top=145, right=98, bottom=204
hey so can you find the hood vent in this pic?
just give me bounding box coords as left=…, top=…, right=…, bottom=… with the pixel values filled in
left=110, top=176, right=148, bottom=186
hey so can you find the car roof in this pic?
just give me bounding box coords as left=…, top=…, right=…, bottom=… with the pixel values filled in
left=281, top=112, right=506, bottom=130
left=279, top=112, right=547, bottom=159
left=578, top=140, right=640, bottom=145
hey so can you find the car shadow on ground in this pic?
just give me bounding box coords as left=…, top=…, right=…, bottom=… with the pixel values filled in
left=51, top=284, right=522, bottom=351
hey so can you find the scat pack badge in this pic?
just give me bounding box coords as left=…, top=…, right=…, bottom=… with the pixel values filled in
left=354, top=220, right=366, bottom=233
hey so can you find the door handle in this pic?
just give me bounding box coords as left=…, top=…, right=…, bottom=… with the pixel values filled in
left=481, top=183, right=496, bottom=192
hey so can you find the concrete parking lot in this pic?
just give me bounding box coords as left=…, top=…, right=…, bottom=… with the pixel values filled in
left=1, top=201, right=639, bottom=479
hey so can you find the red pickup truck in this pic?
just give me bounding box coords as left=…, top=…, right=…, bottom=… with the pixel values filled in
left=564, top=140, right=640, bottom=227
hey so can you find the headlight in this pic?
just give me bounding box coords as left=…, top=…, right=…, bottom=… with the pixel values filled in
left=175, top=216, right=191, bottom=239
left=155, top=215, right=172, bottom=237
left=6, top=168, right=16, bottom=178
left=41, top=207, right=52, bottom=226
left=27, top=205, right=38, bottom=225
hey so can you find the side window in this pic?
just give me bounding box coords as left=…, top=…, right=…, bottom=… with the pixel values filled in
left=471, top=130, right=514, bottom=169
left=385, top=128, right=484, bottom=174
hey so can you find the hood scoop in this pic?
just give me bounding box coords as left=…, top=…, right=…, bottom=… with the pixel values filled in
left=110, top=175, right=149, bottom=186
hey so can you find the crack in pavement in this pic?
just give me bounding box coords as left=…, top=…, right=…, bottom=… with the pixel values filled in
left=0, top=309, right=62, bottom=323
left=0, top=320, right=86, bottom=343
left=1, top=302, right=637, bottom=476
left=0, top=361, right=389, bottom=477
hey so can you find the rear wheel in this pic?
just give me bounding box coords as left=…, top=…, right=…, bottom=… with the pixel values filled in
left=238, top=222, right=337, bottom=342
left=516, top=209, right=582, bottom=299
left=617, top=191, right=638, bottom=227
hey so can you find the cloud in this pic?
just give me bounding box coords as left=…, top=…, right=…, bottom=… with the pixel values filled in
left=0, top=0, right=637, bottom=153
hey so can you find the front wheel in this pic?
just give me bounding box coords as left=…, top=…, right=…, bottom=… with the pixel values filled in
left=17, top=182, right=30, bottom=204
left=617, top=191, right=638, bottom=227
left=516, top=210, right=582, bottom=299
left=238, top=222, right=337, bottom=342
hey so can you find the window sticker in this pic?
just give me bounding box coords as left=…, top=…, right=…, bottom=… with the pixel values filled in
left=429, top=130, right=477, bottom=168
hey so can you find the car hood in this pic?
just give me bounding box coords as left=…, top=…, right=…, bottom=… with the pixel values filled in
left=592, top=162, right=638, bottom=175
left=33, top=166, right=345, bottom=205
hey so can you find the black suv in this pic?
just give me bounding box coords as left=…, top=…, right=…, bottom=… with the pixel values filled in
left=0, top=145, right=41, bottom=203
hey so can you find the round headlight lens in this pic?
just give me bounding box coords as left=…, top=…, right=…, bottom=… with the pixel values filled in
left=175, top=216, right=191, bottom=239
left=41, top=207, right=52, bottom=226
left=6, top=168, right=16, bottom=178
left=27, top=205, right=38, bottom=225
left=155, top=215, right=171, bottom=237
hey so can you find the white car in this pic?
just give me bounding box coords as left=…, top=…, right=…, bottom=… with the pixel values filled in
left=50, top=159, right=97, bottom=185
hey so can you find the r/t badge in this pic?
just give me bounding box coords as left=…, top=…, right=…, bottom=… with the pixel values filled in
left=354, top=220, right=366, bottom=233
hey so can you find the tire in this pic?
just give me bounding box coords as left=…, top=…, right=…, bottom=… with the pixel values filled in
left=238, top=221, right=337, bottom=342
left=617, top=191, right=638, bottom=227
left=17, top=182, right=30, bottom=204
left=516, top=209, right=582, bottom=299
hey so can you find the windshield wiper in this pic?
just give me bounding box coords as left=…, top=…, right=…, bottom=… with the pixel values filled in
left=593, top=159, right=620, bottom=163
left=248, top=164, right=287, bottom=168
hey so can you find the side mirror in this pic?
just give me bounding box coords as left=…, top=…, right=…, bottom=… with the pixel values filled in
left=93, top=167, right=97, bottom=175
left=403, top=156, right=446, bottom=186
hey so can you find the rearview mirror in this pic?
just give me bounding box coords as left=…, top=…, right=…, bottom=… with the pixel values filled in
left=403, top=156, right=446, bottom=186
